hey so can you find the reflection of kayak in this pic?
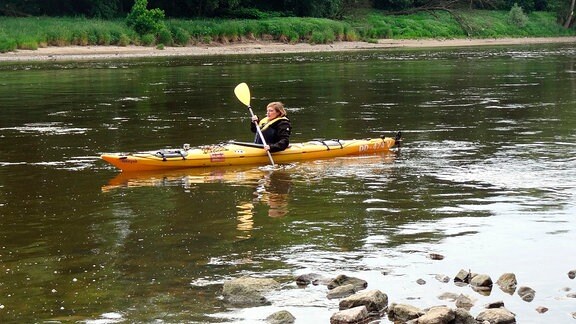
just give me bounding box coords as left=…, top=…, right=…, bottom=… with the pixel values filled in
left=101, top=132, right=401, bottom=172
left=101, top=166, right=267, bottom=192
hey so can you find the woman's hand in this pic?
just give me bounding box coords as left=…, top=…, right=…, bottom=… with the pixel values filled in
left=263, top=145, right=270, bottom=151
left=251, top=115, right=259, bottom=122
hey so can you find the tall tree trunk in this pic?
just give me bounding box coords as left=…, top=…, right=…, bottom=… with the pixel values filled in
left=564, top=0, right=576, bottom=28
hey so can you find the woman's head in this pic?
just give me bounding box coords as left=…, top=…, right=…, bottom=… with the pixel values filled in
left=266, top=102, right=287, bottom=118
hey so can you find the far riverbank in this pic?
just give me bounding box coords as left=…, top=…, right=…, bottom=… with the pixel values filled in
left=1, top=37, right=575, bottom=62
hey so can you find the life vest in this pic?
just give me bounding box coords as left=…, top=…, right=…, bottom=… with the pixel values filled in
left=258, top=116, right=289, bottom=131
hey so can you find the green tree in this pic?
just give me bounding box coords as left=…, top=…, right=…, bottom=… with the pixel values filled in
left=126, top=0, right=166, bottom=35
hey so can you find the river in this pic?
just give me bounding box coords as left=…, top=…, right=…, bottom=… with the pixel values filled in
left=0, top=43, right=575, bottom=323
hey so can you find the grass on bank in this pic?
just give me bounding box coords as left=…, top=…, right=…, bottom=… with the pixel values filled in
left=1, top=10, right=575, bottom=53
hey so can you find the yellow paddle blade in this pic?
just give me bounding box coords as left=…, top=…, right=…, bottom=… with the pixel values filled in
left=234, top=82, right=251, bottom=107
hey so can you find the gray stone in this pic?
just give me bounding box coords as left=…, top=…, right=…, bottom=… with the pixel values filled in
left=327, top=274, right=368, bottom=291
left=470, top=274, right=493, bottom=289
left=330, top=306, right=369, bottom=324
left=429, top=253, right=445, bottom=260
left=387, top=303, right=424, bottom=323
left=327, top=284, right=357, bottom=300
left=485, top=301, right=505, bottom=309
left=418, top=306, right=456, bottom=324
left=476, top=308, right=516, bottom=324
left=535, top=306, right=548, bottom=314
left=517, top=286, right=536, bottom=302
left=339, top=289, right=388, bottom=313
left=496, top=273, right=517, bottom=294
left=454, top=269, right=471, bottom=284
left=454, top=308, right=476, bottom=324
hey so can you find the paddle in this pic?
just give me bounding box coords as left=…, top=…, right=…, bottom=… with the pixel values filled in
left=234, top=82, right=275, bottom=166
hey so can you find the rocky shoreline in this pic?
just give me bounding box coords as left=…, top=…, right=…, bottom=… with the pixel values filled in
left=220, top=258, right=576, bottom=323
left=1, top=37, right=576, bottom=62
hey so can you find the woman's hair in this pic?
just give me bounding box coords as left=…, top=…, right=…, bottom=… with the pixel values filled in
left=267, top=102, right=287, bottom=117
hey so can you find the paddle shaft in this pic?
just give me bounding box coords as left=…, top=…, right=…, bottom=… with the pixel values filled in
left=248, top=106, right=275, bottom=166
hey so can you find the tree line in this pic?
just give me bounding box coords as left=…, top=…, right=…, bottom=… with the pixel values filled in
left=1, top=0, right=574, bottom=29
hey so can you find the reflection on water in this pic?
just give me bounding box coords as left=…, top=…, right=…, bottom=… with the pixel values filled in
left=1, top=44, right=576, bottom=323
left=253, top=171, right=292, bottom=218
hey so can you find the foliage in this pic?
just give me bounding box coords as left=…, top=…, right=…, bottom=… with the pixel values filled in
left=548, top=0, right=575, bottom=27
left=0, top=0, right=129, bottom=18
left=0, top=9, right=574, bottom=53
left=509, top=3, right=529, bottom=27
left=157, top=28, right=174, bottom=45
left=126, top=0, right=166, bottom=35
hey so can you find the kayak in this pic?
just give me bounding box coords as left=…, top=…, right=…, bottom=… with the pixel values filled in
left=101, top=153, right=397, bottom=192
left=101, top=132, right=401, bottom=172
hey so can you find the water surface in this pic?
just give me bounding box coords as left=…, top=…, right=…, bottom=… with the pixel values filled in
left=1, top=44, right=575, bottom=323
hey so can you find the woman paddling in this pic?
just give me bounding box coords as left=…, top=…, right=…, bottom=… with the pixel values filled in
left=250, top=101, right=291, bottom=152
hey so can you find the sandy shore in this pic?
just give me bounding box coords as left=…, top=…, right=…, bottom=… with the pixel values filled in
left=1, top=37, right=575, bottom=62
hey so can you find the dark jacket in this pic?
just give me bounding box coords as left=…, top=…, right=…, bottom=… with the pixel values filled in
left=250, top=117, right=291, bottom=153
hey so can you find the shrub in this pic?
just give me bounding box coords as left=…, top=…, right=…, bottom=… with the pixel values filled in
left=171, top=26, right=190, bottom=46
left=140, top=33, right=156, bottom=45
left=310, top=30, right=335, bottom=44
left=72, top=30, right=89, bottom=45
left=509, top=3, right=529, bottom=27
left=18, top=38, right=39, bottom=50
left=157, top=28, right=173, bottom=46
left=117, top=33, right=131, bottom=46
left=0, top=38, right=18, bottom=53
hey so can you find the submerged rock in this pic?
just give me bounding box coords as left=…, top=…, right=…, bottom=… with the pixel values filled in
left=438, top=292, right=460, bottom=301
left=222, top=276, right=280, bottom=306
left=295, top=273, right=331, bottom=286
left=266, top=310, right=296, bottom=324
left=435, top=274, right=451, bottom=283
left=455, top=294, right=475, bottom=310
